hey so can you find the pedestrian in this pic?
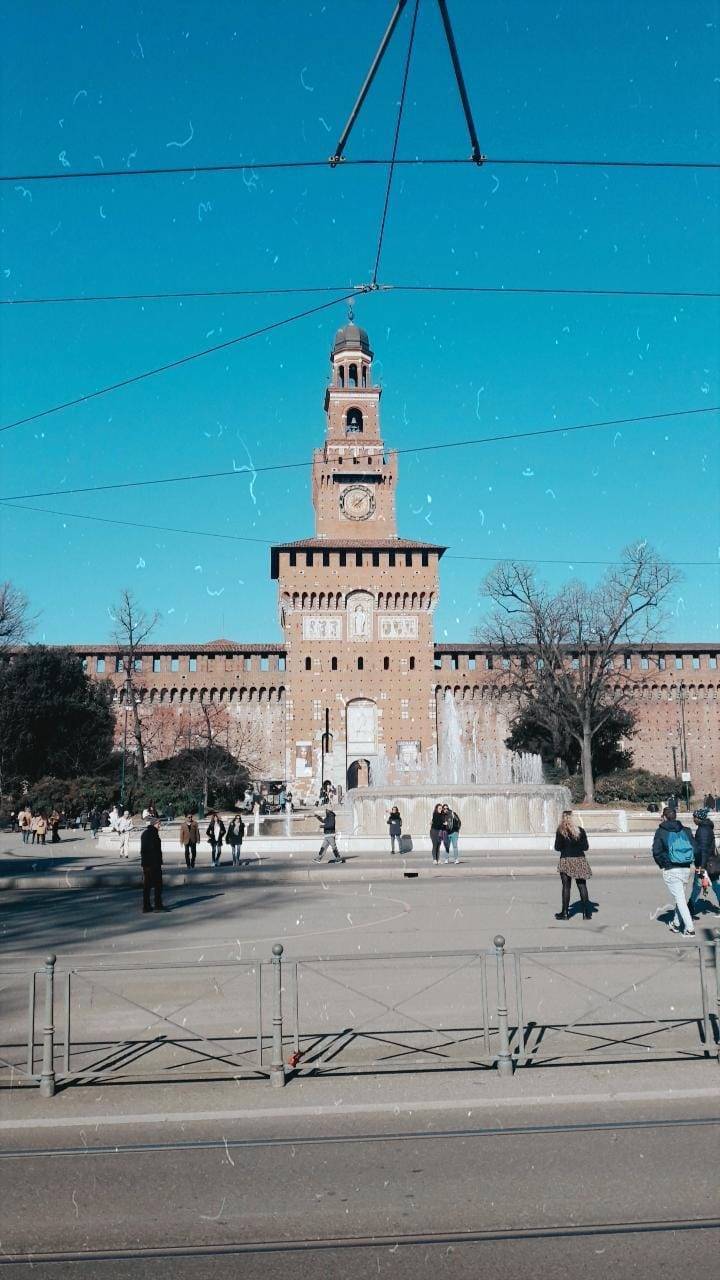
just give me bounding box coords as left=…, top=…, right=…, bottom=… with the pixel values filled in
left=227, top=815, right=245, bottom=866
left=19, top=806, right=33, bottom=844
left=117, top=810, right=133, bottom=858
left=688, top=808, right=720, bottom=919
left=180, top=812, right=200, bottom=868
left=140, top=816, right=168, bottom=914
left=554, top=810, right=593, bottom=920
left=108, top=804, right=121, bottom=832
left=35, top=814, right=47, bottom=846
left=430, top=804, right=446, bottom=864
left=313, top=808, right=344, bottom=863
left=89, top=807, right=102, bottom=839
left=447, top=807, right=462, bottom=864
left=79, top=809, right=89, bottom=831
left=386, top=805, right=402, bottom=854
left=652, top=806, right=696, bottom=936
left=206, top=812, right=226, bottom=867
left=439, top=804, right=454, bottom=864
left=49, top=810, right=61, bottom=843
left=9, top=810, right=18, bottom=833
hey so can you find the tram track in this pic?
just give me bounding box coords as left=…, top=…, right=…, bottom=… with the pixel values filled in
left=1, top=1112, right=718, bottom=1161
left=1, top=1216, right=719, bottom=1266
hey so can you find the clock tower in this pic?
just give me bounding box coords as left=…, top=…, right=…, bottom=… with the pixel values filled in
left=271, top=318, right=445, bottom=800
left=312, top=317, right=398, bottom=538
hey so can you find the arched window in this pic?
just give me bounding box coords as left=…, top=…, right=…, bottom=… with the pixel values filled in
left=331, top=656, right=338, bottom=671
left=362, top=365, right=367, bottom=387
left=357, top=656, right=364, bottom=671
left=383, top=656, right=389, bottom=670
left=305, top=656, right=312, bottom=671
left=346, top=407, right=363, bottom=434
left=409, top=656, right=416, bottom=670
left=348, top=363, right=358, bottom=387
left=338, top=365, right=345, bottom=387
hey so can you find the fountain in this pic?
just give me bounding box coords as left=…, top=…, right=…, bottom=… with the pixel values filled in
left=348, top=689, right=570, bottom=838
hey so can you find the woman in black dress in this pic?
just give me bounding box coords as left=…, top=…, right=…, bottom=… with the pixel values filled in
left=554, top=810, right=593, bottom=920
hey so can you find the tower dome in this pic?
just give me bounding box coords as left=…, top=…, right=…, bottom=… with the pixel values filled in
left=331, top=321, right=373, bottom=359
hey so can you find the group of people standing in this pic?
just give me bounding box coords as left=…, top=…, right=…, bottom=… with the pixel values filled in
left=17, top=807, right=62, bottom=845
left=179, top=812, right=246, bottom=869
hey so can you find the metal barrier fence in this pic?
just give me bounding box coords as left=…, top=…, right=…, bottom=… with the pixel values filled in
left=1, top=934, right=718, bottom=1095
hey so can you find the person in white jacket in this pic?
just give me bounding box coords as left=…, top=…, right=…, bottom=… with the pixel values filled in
left=118, top=810, right=134, bottom=859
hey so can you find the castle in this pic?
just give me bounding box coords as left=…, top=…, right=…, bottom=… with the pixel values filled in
left=73, top=322, right=719, bottom=797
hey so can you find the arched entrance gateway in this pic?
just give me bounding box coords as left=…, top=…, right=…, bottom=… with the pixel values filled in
left=345, top=698, right=377, bottom=790
left=346, top=758, right=371, bottom=790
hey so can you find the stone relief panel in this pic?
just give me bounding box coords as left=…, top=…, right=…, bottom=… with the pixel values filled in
left=396, top=739, right=421, bottom=771
left=379, top=615, right=418, bottom=639
left=302, top=616, right=342, bottom=641
left=346, top=699, right=378, bottom=756
left=346, top=591, right=374, bottom=642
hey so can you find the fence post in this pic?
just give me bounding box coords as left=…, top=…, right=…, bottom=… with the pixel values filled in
left=270, top=943, right=286, bottom=1088
left=39, top=954, right=56, bottom=1098
left=493, top=935, right=514, bottom=1077
left=715, top=930, right=720, bottom=1065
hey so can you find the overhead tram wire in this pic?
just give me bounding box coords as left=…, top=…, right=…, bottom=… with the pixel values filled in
left=0, top=501, right=715, bottom=569
left=1, top=406, right=718, bottom=504
left=0, top=288, right=366, bottom=434
left=1, top=156, right=718, bottom=184
left=2, top=282, right=718, bottom=306
left=371, top=0, right=421, bottom=286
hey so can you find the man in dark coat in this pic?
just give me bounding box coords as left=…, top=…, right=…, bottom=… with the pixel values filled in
left=689, top=808, right=720, bottom=918
left=141, top=817, right=168, bottom=913
left=312, top=809, right=344, bottom=863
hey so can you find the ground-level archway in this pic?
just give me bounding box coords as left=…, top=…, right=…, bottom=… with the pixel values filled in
left=346, top=758, right=371, bottom=790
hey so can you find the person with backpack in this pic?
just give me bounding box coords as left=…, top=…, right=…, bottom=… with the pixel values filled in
left=447, top=808, right=462, bottom=864
left=688, top=808, right=720, bottom=919
left=652, top=806, right=696, bottom=936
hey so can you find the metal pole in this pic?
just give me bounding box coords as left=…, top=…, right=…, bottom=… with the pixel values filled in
left=436, top=0, right=484, bottom=163
left=493, top=935, right=514, bottom=1077
left=715, top=930, right=720, bottom=1066
left=120, top=703, right=128, bottom=807
left=270, top=944, right=286, bottom=1087
left=26, top=971, right=36, bottom=1077
left=39, top=954, right=56, bottom=1097
left=330, top=0, right=409, bottom=166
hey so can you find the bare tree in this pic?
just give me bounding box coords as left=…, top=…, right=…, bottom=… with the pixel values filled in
left=188, top=702, right=267, bottom=809
left=0, top=581, right=36, bottom=646
left=110, top=589, right=160, bottom=781
left=478, top=544, right=678, bottom=801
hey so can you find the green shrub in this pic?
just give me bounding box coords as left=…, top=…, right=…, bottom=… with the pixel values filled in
left=593, top=769, right=690, bottom=804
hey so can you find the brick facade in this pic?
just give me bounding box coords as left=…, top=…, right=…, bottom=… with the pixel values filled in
left=61, top=321, right=719, bottom=797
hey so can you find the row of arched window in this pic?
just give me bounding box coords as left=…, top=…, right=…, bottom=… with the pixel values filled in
left=120, top=686, right=286, bottom=706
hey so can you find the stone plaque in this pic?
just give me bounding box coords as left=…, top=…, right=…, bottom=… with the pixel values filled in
left=397, top=740, right=421, bottom=771
left=379, top=615, right=418, bottom=639
left=302, top=616, right=342, bottom=641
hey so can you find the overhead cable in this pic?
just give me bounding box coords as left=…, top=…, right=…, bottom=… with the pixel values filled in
left=2, top=281, right=717, bottom=307
left=1, top=156, right=718, bottom=183
left=0, top=290, right=365, bottom=434
left=1, top=405, right=717, bottom=504
left=372, top=0, right=421, bottom=285
left=0, top=500, right=715, bottom=568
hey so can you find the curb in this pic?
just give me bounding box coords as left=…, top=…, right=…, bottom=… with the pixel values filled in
left=0, top=864, right=658, bottom=890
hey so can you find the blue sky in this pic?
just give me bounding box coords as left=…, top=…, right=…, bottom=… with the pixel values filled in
left=1, top=0, right=718, bottom=646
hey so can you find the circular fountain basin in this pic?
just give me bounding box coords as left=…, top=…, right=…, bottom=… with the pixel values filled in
left=349, top=784, right=572, bottom=837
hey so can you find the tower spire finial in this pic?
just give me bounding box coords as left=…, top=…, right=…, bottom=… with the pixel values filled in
left=347, top=300, right=354, bottom=324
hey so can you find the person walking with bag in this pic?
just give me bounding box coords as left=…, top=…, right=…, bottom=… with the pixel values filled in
left=227, top=815, right=245, bottom=867
left=386, top=806, right=402, bottom=854
left=652, top=806, right=696, bottom=936
left=206, top=812, right=226, bottom=867
left=688, top=808, right=720, bottom=919
left=554, top=810, right=593, bottom=920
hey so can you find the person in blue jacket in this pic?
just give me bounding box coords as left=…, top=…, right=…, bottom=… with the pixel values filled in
left=652, top=807, right=696, bottom=935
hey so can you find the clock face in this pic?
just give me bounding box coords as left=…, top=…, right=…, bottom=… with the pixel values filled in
left=340, top=484, right=375, bottom=521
